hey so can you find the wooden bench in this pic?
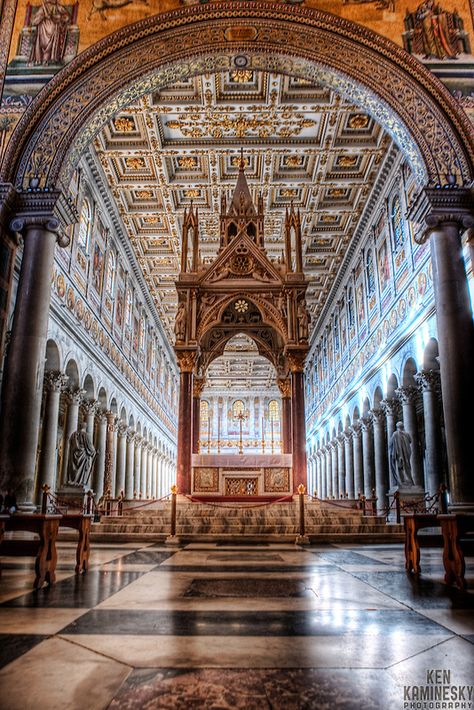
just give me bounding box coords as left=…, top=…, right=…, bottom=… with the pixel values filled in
left=438, top=513, right=474, bottom=591
left=404, top=512, right=474, bottom=590
left=403, top=513, right=439, bottom=574
left=3, top=513, right=61, bottom=589
left=59, top=514, right=92, bottom=573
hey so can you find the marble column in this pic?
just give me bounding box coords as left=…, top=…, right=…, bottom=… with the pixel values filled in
left=277, top=378, right=292, bottom=454
left=319, top=450, right=326, bottom=499
left=125, top=431, right=135, bottom=499
left=192, top=377, right=205, bottom=454
left=415, top=370, right=443, bottom=496
left=134, top=436, right=142, bottom=496
left=81, top=400, right=98, bottom=439
left=381, top=397, right=401, bottom=489
left=370, top=408, right=389, bottom=513
left=361, top=417, right=375, bottom=498
left=330, top=440, right=338, bottom=498
left=176, top=351, right=196, bottom=494
left=115, top=423, right=128, bottom=497
left=344, top=429, right=354, bottom=498
left=0, top=194, right=75, bottom=507
left=141, top=442, right=149, bottom=497
left=396, top=386, right=424, bottom=488
left=104, top=411, right=116, bottom=496
left=289, top=355, right=307, bottom=491
left=325, top=445, right=332, bottom=498
left=60, top=388, right=85, bottom=486
left=152, top=448, right=158, bottom=498
left=351, top=423, right=363, bottom=497
left=92, top=412, right=107, bottom=499
left=409, top=188, right=474, bottom=508
left=336, top=435, right=346, bottom=496
left=36, top=371, right=69, bottom=499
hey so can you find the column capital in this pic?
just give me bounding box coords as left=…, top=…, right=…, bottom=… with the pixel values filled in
left=0, top=183, right=19, bottom=239
left=380, top=397, right=401, bottom=418
left=343, top=428, right=352, bottom=443
left=44, top=370, right=68, bottom=394
left=395, top=386, right=419, bottom=405
left=336, top=434, right=345, bottom=446
left=287, top=351, right=307, bottom=373
left=414, top=369, right=441, bottom=393
left=65, top=387, right=86, bottom=406
left=95, top=410, right=107, bottom=425
left=277, top=377, right=292, bottom=398
left=407, top=187, right=474, bottom=245
left=350, top=422, right=362, bottom=439
left=360, top=416, right=373, bottom=433
left=193, top=377, right=206, bottom=398
left=369, top=407, right=385, bottom=427
left=126, top=429, right=136, bottom=444
left=176, top=350, right=197, bottom=373
left=9, top=189, right=78, bottom=248
left=117, top=422, right=128, bottom=438
left=80, top=399, right=98, bottom=417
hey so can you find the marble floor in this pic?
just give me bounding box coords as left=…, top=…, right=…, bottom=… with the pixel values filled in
left=0, top=541, right=473, bottom=709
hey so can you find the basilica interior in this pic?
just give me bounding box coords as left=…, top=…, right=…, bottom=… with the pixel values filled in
left=0, top=1, right=473, bottom=708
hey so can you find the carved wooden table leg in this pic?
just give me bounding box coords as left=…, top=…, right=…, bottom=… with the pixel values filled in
left=34, top=519, right=59, bottom=589
left=404, top=516, right=420, bottom=574
left=75, top=517, right=91, bottom=574
left=441, top=516, right=466, bottom=590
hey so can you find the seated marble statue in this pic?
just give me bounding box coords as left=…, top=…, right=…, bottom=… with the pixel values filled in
left=389, top=421, right=415, bottom=487
left=67, top=422, right=96, bottom=487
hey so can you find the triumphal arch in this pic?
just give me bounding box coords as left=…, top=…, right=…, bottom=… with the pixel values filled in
left=174, top=155, right=309, bottom=496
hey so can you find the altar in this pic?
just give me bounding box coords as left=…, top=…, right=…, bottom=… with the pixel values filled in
left=192, top=454, right=293, bottom=497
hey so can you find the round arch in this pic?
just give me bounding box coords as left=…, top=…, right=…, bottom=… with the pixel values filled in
left=1, top=2, right=473, bottom=192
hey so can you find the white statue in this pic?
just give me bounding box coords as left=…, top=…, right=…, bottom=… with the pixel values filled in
left=67, top=422, right=96, bottom=487
left=389, top=421, right=414, bottom=486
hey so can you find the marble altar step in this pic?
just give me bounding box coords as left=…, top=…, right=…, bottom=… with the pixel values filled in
left=89, top=499, right=404, bottom=543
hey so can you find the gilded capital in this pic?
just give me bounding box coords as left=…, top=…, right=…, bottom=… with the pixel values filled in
left=277, top=377, right=291, bottom=398
left=176, top=350, right=197, bottom=373
left=287, top=351, right=306, bottom=373
left=193, top=377, right=206, bottom=398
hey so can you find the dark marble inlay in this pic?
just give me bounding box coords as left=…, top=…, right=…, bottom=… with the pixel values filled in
left=120, top=550, right=177, bottom=565
left=351, top=571, right=474, bottom=609
left=463, top=634, right=474, bottom=644
left=153, top=565, right=335, bottom=573
left=59, top=608, right=450, bottom=636
left=183, top=578, right=316, bottom=598
left=216, top=542, right=270, bottom=547
left=0, top=634, right=47, bottom=670
left=316, top=551, right=390, bottom=566
left=109, top=667, right=401, bottom=710
left=2, top=570, right=145, bottom=608
left=206, top=553, right=284, bottom=562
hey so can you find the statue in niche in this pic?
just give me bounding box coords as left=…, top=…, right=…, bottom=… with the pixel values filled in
left=174, top=302, right=187, bottom=342
left=297, top=299, right=310, bottom=341
left=67, top=422, right=96, bottom=487
left=389, top=422, right=415, bottom=486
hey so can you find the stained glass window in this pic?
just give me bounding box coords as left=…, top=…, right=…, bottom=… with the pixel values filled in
left=232, top=400, right=245, bottom=417
left=200, top=400, right=209, bottom=422
left=77, top=198, right=92, bottom=253
left=105, top=251, right=116, bottom=294
left=269, top=400, right=279, bottom=421
left=391, top=195, right=405, bottom=251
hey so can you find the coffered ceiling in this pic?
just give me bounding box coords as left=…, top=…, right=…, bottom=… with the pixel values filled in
left=91, top=69, right=396, bottom=390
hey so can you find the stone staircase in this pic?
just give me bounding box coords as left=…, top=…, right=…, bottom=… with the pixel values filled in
left=90, top=498, right=404, bottom=544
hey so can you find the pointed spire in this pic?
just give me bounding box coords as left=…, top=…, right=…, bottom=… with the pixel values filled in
left=228, top=149, right=256, bottom=217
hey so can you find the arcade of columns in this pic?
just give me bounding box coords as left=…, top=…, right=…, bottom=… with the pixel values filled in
left=308, top=372, right=443, bottom=510
left=0, top=185, right=473, bottom=509
left=38, top=373, right=175, bottom=502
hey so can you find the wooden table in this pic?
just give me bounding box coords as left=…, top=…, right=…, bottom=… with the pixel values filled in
left=438, top=513, right=474, bottom=590
left=4, top=514, right=61, bottom=589
left=59, top=514, right=92, bottom=573
left=403, top=513, right=439, bottom=574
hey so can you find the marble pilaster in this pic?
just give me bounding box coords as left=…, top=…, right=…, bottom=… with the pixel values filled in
left=325, top=445, right=332, bottom=498
left=115, top=424, right=128, bottom=497
left=134, top=436, right=143, bottom=496
left=141, top=442, right=149, bottom=498
left=330, top=440, right=338, bottom=498
left=336, top=435, right=345, bottom=496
